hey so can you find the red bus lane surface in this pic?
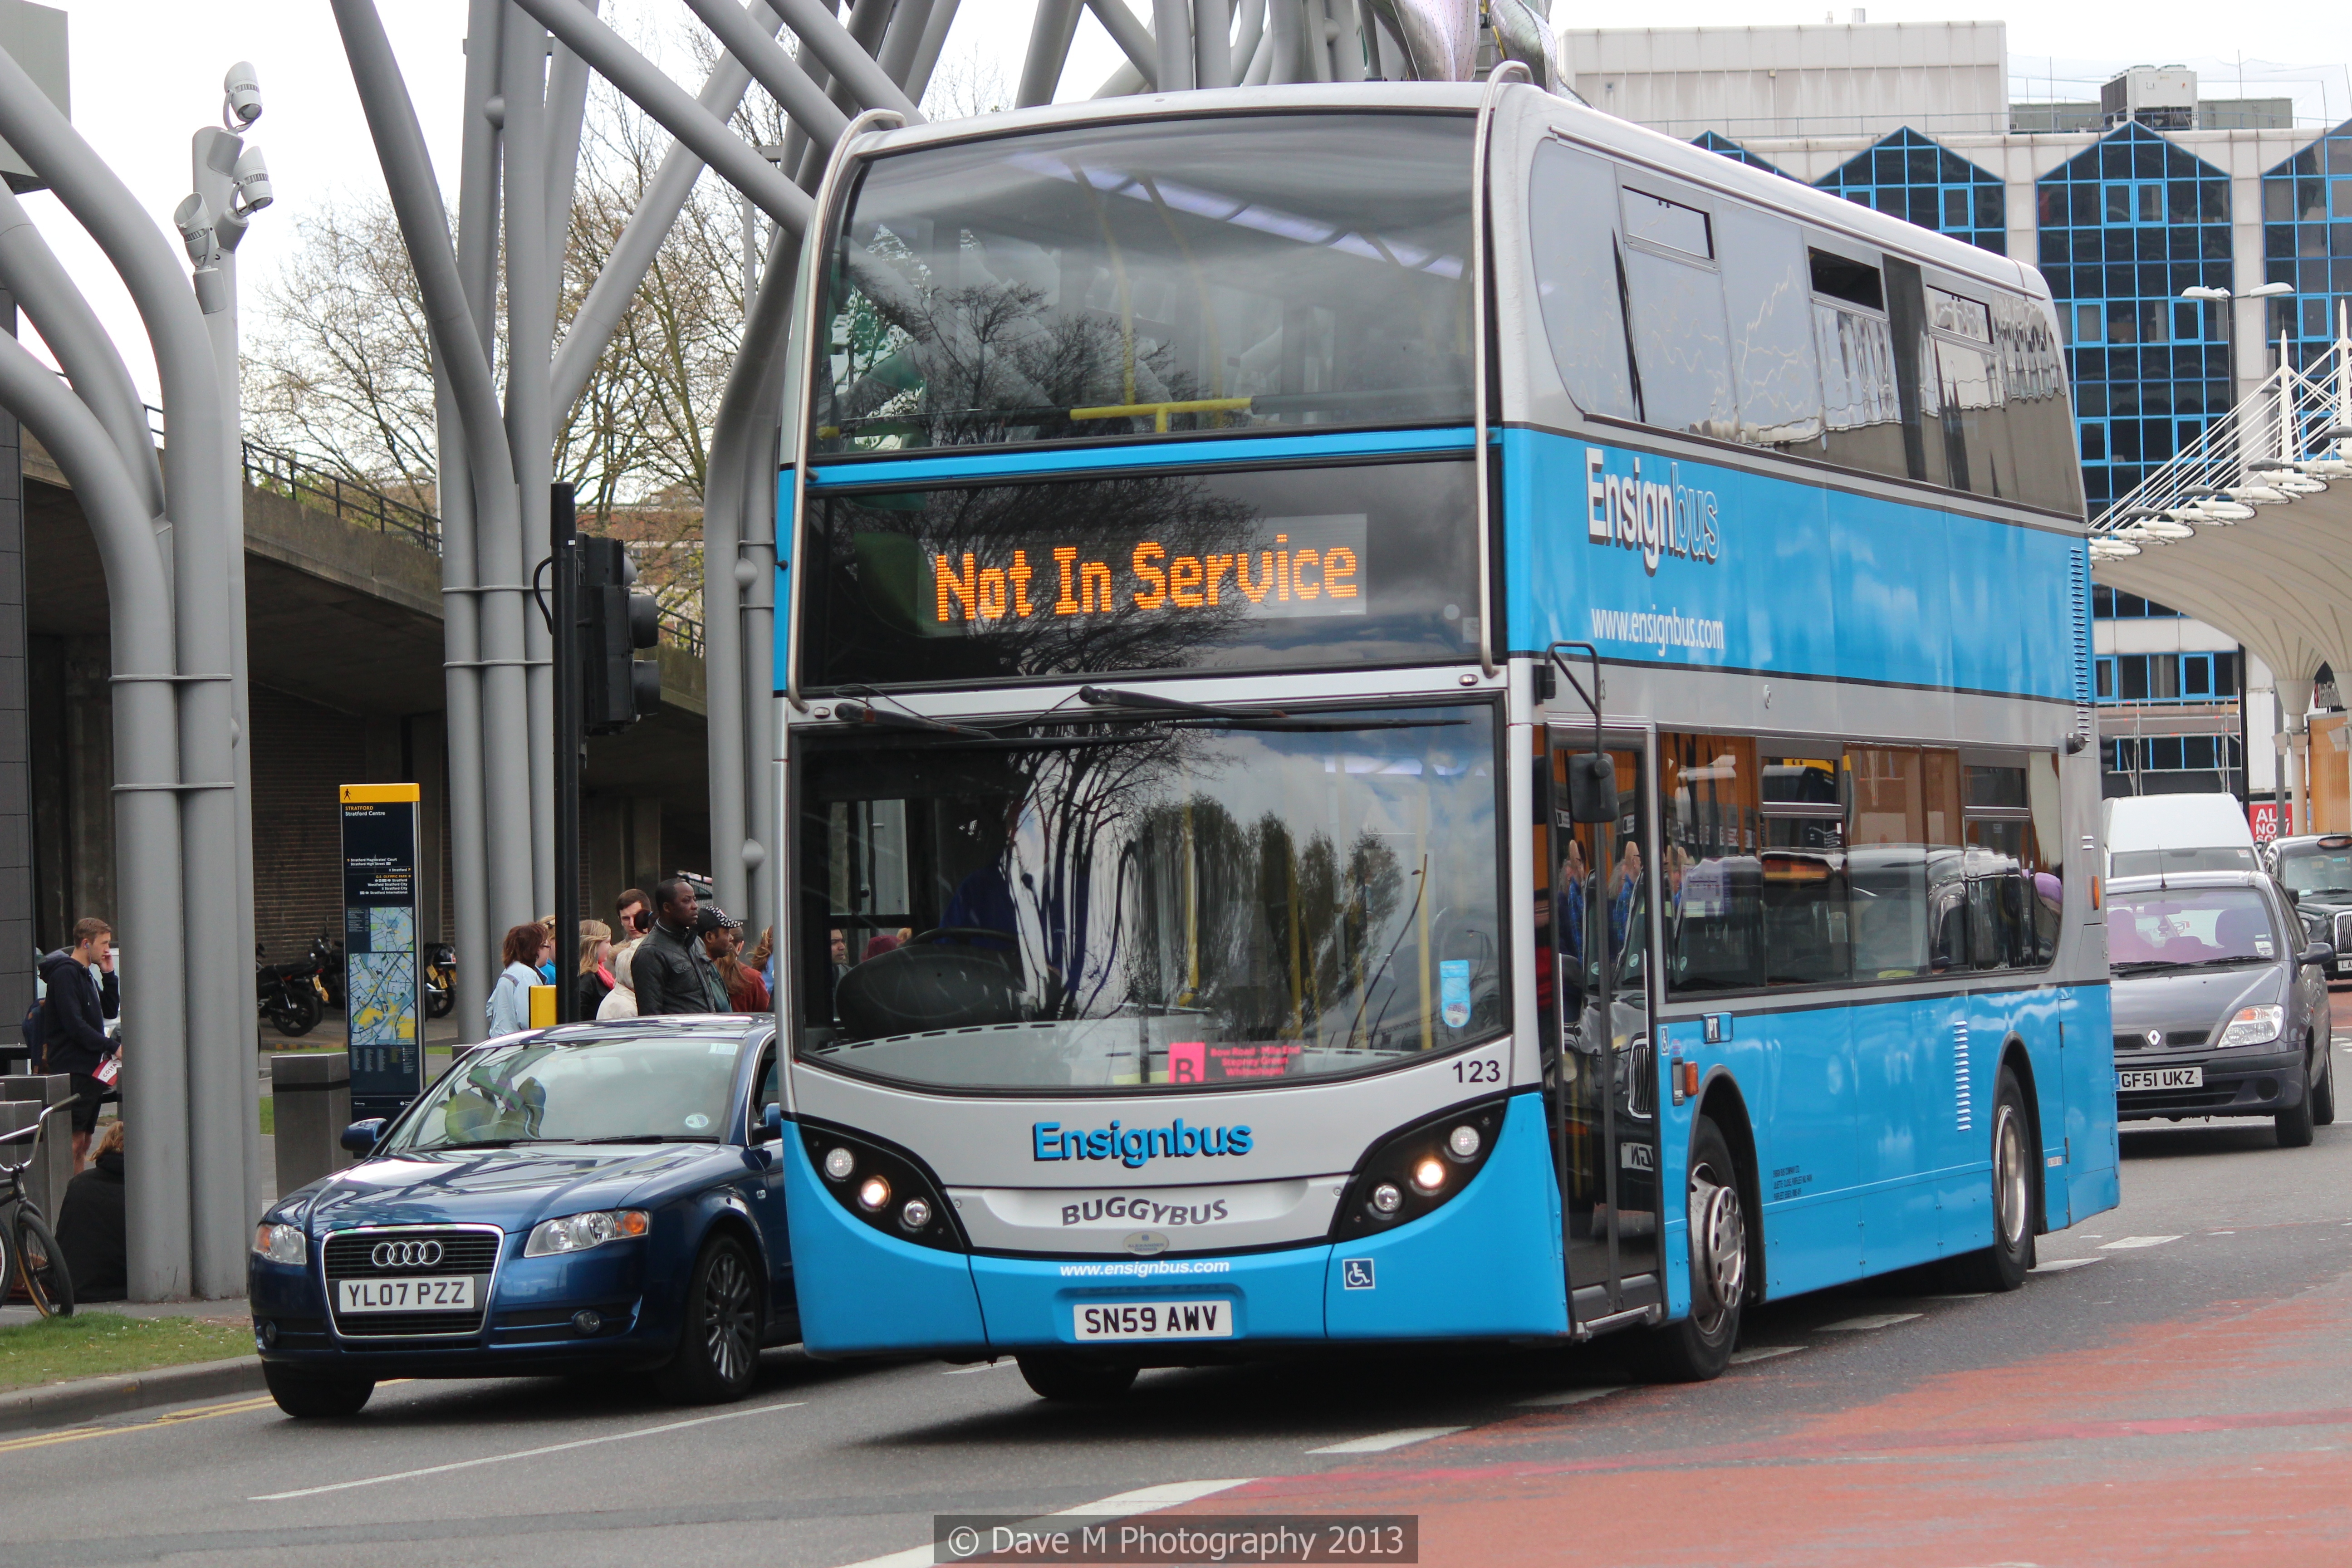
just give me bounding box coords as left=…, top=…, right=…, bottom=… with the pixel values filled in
left=1174, top=1278, right=2352, bottom=1565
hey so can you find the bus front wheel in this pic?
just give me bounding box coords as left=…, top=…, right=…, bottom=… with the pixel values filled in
left=1636, top=1114, right=1745, bottom=1383
left=1017, top=1353, right=1138, bottom=1402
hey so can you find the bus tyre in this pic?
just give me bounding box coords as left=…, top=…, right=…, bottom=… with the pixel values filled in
left=263, top=1363, right=375, bottom=1418
left=2277, top=1056, right=2317, bottom=1148
left=1945, top=1068, right=2035, bottom=1293
left=658, top=1234, right=762, bottom=1404
left=1637, top=1115, right=1744, bottom=1383
left=1016, top=1354, right=1138, bottom=1402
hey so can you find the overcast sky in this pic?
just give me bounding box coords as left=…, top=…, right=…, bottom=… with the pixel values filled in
left=28, top=0, right=2352, bottom=406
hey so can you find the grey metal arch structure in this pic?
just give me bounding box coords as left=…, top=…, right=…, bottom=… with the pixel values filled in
left=334, top=0, right=1561, bottom=1044
left=2087, top=327, right=2352, bottom=829
left=0, top=49, right=270, bottom=1298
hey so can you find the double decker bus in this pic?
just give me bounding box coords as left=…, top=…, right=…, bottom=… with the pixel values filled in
left=772, top=79, right=2116, bottom=1395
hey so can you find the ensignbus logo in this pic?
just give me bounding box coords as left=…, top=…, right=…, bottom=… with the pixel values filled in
left=1032, top=1118, right=1254, bottom=1169
left=1583, top=446, right=1721, bottom=575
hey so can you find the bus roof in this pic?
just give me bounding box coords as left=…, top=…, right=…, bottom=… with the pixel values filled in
left=850, top=83, right=2047, bottom=306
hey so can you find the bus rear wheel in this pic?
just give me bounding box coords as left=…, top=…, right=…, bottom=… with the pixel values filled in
left=1016, top=1354, right=1137, bottom=1402
left=1635, top=1114, right=1745, bottom=1382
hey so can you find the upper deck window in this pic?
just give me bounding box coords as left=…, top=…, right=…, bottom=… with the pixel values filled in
left=812, top=113, right=1474, bottom=456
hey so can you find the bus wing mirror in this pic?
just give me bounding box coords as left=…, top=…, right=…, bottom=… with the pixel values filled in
left=1566, top=752, right=1617, bottom=824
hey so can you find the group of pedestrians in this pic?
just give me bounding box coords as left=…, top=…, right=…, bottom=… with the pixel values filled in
left=485, top=878, right=776, bottom=1033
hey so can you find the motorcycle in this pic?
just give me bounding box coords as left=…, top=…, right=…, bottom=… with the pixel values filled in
left=306, top=930, right=346, bottom=1009
left=257, top=944, right=322, bottom=1037
left=423, top=943, right=456, bottom=1019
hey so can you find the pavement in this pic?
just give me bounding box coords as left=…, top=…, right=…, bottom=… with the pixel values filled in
left=2, top=1036, right=2349, bottom=1565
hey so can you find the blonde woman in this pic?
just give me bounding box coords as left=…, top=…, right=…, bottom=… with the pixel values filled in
left=577, top=919, right=615, bottom=1017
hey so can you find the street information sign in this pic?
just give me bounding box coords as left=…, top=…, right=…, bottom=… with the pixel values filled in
left=341, top=783, right=423, bottom=1122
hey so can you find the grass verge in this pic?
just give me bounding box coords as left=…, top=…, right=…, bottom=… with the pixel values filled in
left=0, top=1312, right=253, bottom=1392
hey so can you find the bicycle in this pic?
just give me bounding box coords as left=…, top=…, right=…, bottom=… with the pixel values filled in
left=0, top=1100, right=76, bottom=1316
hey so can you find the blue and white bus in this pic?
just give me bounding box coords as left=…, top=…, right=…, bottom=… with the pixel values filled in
left=772, top=79, right=2116, bottom=1395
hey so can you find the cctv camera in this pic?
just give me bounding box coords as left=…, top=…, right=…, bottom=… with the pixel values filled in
left=173, top=193, right=219, bottom=269
left=222, top=61, right=262, bottom=129
left=230, top=146, right=274, bottom=216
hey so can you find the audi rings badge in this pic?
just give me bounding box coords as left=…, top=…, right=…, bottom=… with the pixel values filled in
left=372, top=1239, right=445, bottom=1269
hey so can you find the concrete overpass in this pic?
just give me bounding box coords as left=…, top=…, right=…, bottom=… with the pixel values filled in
left=25, top=435, right=713, bottom=961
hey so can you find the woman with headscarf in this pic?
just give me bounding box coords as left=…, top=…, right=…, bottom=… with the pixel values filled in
left=598, top=927, right=644, bottom=1019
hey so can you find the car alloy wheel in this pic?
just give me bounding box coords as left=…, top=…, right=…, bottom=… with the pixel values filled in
left=700, top=1245, right=757, bottom=1389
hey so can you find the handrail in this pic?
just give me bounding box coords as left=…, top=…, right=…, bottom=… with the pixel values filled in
left=1470, top=59, right=1531, bottom=682
left=789, top=106, right=908, bottom=710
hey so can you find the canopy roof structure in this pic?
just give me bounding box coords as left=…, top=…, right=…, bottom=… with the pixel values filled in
left=2087, top=333, right=2352, bottom=723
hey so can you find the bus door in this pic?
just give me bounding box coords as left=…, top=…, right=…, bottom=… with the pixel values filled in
left=1544, top=731, right=1662, bottom=1323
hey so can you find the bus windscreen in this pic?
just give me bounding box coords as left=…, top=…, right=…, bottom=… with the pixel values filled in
left=812, top=113, right=1474, bottom=454
left=796, top=703, right=1504, bottom=1092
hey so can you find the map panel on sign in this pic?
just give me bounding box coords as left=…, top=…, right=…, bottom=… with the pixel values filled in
left=368, top=907, right=415, bottom=954
left=348, top=951, right=416, bottom=1048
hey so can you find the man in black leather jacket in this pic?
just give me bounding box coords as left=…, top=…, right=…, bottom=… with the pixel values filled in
left=631, top=879, right=729, bottom=1015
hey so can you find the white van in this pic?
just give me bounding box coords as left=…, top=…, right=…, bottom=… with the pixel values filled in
left=2103, top=793, right=2260, bottom=878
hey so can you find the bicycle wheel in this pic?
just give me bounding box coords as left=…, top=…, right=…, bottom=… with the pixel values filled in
left=14, top=1208, right=73, bottom=1317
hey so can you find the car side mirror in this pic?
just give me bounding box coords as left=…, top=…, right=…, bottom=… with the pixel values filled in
left=340, top=1118, right=386, bottom=1156
left=2302, top=942, right=2336, bottom=968
left=1565, top=752, right=1617, bottom=824
left=757, top=1102, right=783, bottom=1142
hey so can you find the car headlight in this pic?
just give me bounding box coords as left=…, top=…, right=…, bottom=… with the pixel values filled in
left=252, top=1221, right=306, bottom=1265
left=2219, top=1005, right=2285, bottom=1048
left=523, top=1209, right=650, bottom=1257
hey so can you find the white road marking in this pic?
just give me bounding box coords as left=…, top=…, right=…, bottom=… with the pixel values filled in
left=2031, top=1257, right=2103, bottom=1272
left=943, top=1361, right=1015, bottom=1374
left=1727, top=1345, right=1804, bottom=1365
left=250, top=1400, right=807, bottom=1501
left=835, top=1480, right=1254, bottom=1568
left=1306, top=1426, right=1469, bottom=1454
left=1816, top=1313, right=1922, bottom=1332
left=2099, top=1235, right=2183, bottom=1250
left=1515, top=1385, right=1628, bottom=1407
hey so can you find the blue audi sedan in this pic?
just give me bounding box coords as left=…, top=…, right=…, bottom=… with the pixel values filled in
left=248, top=1018, right=794, bottom=1418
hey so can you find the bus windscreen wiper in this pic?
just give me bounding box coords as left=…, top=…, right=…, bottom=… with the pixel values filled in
left=833, top=698, right=994, bottom=739
left=1076, top=686, right=1461, bottom=732
left=1078, top=685, right=1278, bottom=720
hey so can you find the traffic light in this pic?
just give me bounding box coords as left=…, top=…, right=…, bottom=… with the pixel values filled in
left=578, top=536, right=662, bottom=733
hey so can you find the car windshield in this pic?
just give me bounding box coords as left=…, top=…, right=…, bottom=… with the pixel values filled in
left=2275, top=842, right=2352, bottom=896
left=2106, top=886, right=2280, bottom=970
left=2110, top=845, right=2257, bottom=877
left=795, top=703, right=1503, bottom=1091
left=813, top=113, right=1474, bottom=454
left=385, top=1030, right=748, bottom=1152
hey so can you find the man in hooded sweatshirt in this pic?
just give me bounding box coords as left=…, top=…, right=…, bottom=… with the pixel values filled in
left=39, top=917, right=119, bottom=1170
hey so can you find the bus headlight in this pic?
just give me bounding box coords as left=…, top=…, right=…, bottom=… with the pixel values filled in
left=802, top=1122, right=967, bottom=1253
left=1333, top=1097, right=1505, bottom=1239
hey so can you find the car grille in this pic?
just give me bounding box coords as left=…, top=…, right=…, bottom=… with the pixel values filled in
left=323, top=1228, right=502, bottom=1279
left=323, top=1227, right=500, bottom=1339
left=2114, top=1030, right=2209, bottom=1052
left=2337, top=910, right=2352, bottom=949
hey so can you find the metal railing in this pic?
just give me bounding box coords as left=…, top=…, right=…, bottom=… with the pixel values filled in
left=242, top=439, right=440, bottom=550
